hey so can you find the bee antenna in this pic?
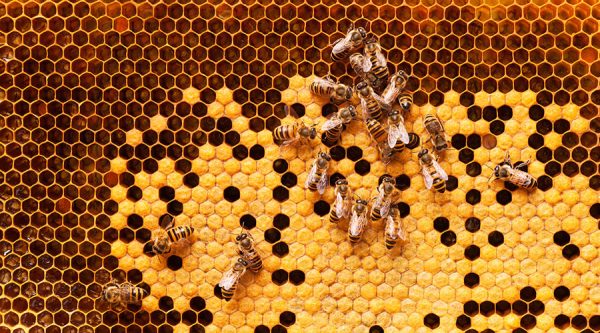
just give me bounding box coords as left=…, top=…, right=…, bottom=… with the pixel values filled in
left=482, top=164, right=495, bottom=171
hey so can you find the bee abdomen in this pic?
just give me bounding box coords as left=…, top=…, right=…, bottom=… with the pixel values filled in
left=310, top=81, right=333, bottom=96
left=245, top=252, right=263, bottom=272
left=331, top=49, right=350, bottom=62
left=385, top=237, right=397, bottom=249
left=370, top=208, right=382, bottom=221
left=349, top=234, right=361, bottom=243
left=525, top=178, right=538, bottom=189
left=273, top=124, right=295, bottom=142
left=221, top=286, right=236, bottom=300
left=366, top=119, right=387, bottom=144
left=329, top=209, right=341, bottom=223
left=323, top=125, right=342, bottom=146
left=167, top=226, right=194, bottom=243
left=433, top=179, right=446, bottom=193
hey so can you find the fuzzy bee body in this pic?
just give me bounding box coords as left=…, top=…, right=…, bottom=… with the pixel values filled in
left=387, top=110, right=410, bottom=148
left=357, top=81, right=384, bottom=122
left=152, top=225, right=194, bottom=255
left=330, top=25, right=367, bottom=62
left=102, top=282, right=148, bottom=306
left=348, top=199, right=369, bottom=243
left=236, top=231, right=262, bottom=273
left=366, top=118, right=388, bottom=145
left=305, top=152, right=331, bottom=194
left=363, top=39, right=389, bottom=93
left=492, top=152, right=537, bottom=189
left=329, top=179, right=352, bottom=223
left=418, top=149, right=448, bottom=193
left=273, top=122, right=317, bottom=146
left=321, top=106, right=357, bottom=146
left=219, top=258, right=248, bottom=300
left=384, top=205, right=407, bottom=249
left=381, top=71, right=410, bottom=108
left=310, top=77, right=353, bottom=105
left=423, top=114, right=449, bottom=152
left=398, top=92, right=413, bottom=113
left=370, top=176, right=396, bottom=221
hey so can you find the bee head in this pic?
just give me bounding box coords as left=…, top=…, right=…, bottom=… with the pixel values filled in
left=152, top=237, right=169, bottom=253
left=336, top=178, right=348, bottom=191
left=388, top=110, right=401, bottom=123
left=357, top=27, right=367, bottom=39
left=356, top=81, right=368, bottom=95
left=318, top=152, right=331, bottom=161
left=355, top=199, right=368, bottom=211
left=239, top=237, right=252, bottom=249
left=496, top=165, right=509, bottom=178
left=434, top=137, right=448, bottom=151
left=235, top=232, right=247, bottom=243
left=234, top=258, right=248, bottom=270
left=340, top=106, right=357, bottom=123
left=102, top=286, right=120, bottom=303
left=417, top=149, right=429, bottom=159
left=364, top=38, right=378, bottom=50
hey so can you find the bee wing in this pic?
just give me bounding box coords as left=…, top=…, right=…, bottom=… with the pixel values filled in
left=379, top=199, right=391, bottom=218
left=433, top=160, right=449, bottom=180
left=422, top=167, right=434, bottom=189
left=385, top=215, right=396, bottom=235
left=397, top=222, right=407, bottom=241
left=317, top=172, right=328, bottom=194
left=349, top=211, right=368, bottom=235
left=330, top=37, right=345, bottom=50
left=304, top=163, right=317, bottom=189
left=218, top=269, right=240, bottom=290
left=334, top=193, right=345, bottom=217
left=376, top=51, right=387, bottom=67
left=321, top=116, right=344, bottom=131
left=386, top=124, right=402, bottom=148
left=360, top=98, right=371, bottom=120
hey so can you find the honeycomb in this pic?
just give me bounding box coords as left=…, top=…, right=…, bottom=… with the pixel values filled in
left=0, top=0, right=599, bottom=332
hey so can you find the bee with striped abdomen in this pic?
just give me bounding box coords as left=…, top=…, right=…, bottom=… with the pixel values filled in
left=384, top=204, right=407, bottom=249
left=330, top=24, right=367, bottom=62
left=398, top=92, right=413, bottom=113
left=370, top=176, right=397, bottom=221
left=219, top=258, right=248, bottom=301
left=362, top=38, right=389, bottom=93
left=321, top=105, right=358, bottom=146
left=151, top=222, right=195, bottom=255
left=102, top=281, right=148, bottom=307
left=366, top=117, right=388, bottom=145
left=305, top=152, right=331, bottom=194
left=236, top=230, right=262, bottom=273
left=329, top=179, right=353, bottom=224
left=273, top=121, right=317, bottom=146
left=310, top=76, right=353, bottom=105
left=418, top=149, right=449, bottom=193
left=423, top=114, right=449, bottom=152
left=348, top=197, right=369, bottom=244
left=387, top=109, right=410, bottom=148
left=380, top=71, right=410, bottom=110
left=356, top=81, right=384, bottom=122
left=491, top=152, right=537, bottom=189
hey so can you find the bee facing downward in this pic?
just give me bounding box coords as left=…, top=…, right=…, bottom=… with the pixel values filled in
left=380, top=71, right=410, bottom=109
left=387, top=109, right=410, bottom=148
left=321, top=105, right=358, bottom=146
left=305, top=152, right=331, bottom=194
left=348, top=197, right=370, bottom=244
left=362, top=38, right=389, bottom=93
left=273, top=121, right=317, bottom=146
left=219, top=258, right=248, bottom=301
left=423, top=114, right=449, bottom=152
left=310, top=76, right=353, bottom=105
left=370, top=176, right=397, bottom=221
left=418, top=149, right=449, bottom=193
left=236, top=230, right=263, bottom=273
left=151, top=221, right=195, bottom=255
left=330, top=24, right=368, bottom=62
left=329, top=179, right=353, bottom=224
left=102, top=281, right=148, bottom=307
left=491, top=152, right=537, bottom=189
left=356, top=81, right=384, bottom=122
left=384, top=204, right=407, bottom=249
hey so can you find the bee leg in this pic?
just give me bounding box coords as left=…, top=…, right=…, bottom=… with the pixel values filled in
left=503, top=151, right=512, bottom=165
left=514, top=160, right=531, bottom=171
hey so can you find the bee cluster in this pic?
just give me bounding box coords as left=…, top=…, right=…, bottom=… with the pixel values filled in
left=273, top=23, right=539, bottom=248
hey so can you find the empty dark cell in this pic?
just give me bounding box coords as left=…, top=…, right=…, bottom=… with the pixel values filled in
left=321, top=103, right=338, bottom=117
left=553, top=147, right=570, bottom=162
left=497, top=105, right=513, bottom=120
left=289, top=103, right=305, bottom=118
left=527, top=133, right=545, bottom=149
left=289, top=270, right=305, bottom=285
left=313, top=200, right=330, bottom=217
left=536, top=147, right=552, bottom=163
left=354, top=160, right=370, bottom=175
left=166, top=256, right=182, bottom=271
left=127, top=186, right=143, bottom=202
left=465, top=189, right=481, bottom=205
left=464, top=245, right=480, bottom=260
left=271, top=269, right=288, bottom=285
left=581, top=132, right=598, bottom=147
left=254, top=325, right=270, bottom=333
left=182, top=310, right=197, bottom=325
left=136, top=229, right=152, bottom=243
left=589, top=315, right=600, bottom=330
left=159, top=214, right=175, bottom=229
left=570, top=315, right=587, bottom=330
left=249, top=144, right=265, bottom=160
left=273, top=159, right=288, bottom=173
left=478, top=301, right=494, bottom=317
left=544, top=161, right=561, bottom=177
left=239, top=215, right=256, bottom=230
left=562, top=132, right=579, bottom=147
left=159, top=186, right=175, bottom=202
left=272, top=186, right=289, bottom=202
left=249, top=118, right=264, bottom=132
left=395, top=175, right=411, bottom=190
left=175, top=160, right=192, bottom=174
left=528, top=300, right=544, bottom=315
left=591, top=203, right=600, bottom=219
left=537, top=175, right=553, bottom=191
left=369, top=325, right=385, bottom=333
left=512, top=300, right=528, bottom=315
left=464, top=300, right=479, bottom=316
left=553, top=230, right=571, bottom=246
left=563, top=162, right=579, bottom=177
left=120, top=228, right=135, bottom=243
left=397, top=202, right=410, bottom=218
left=520, top=286, right=536, bottom=302
left=459, top=149, right=474, bottom=163
left=572, top=147, right=588, bottom=162
left=423, top=313, right=440, bottom=329
left=591, top=175, right=600, bottom=191
left=467, top=106, right=482, bottom=121
left=456, top=314, right=471, bottom=330
left=464, top=217, right=480, bottom=232
left=279, top=172, right=298, bottom=189
left=279, top=311, right=296, bottom=327
left=554, top=314, right=570, bottom=329
left=520, top=314, right=536, bottom=330
left=434, top=217, right=450, bottom=232
left=264, top=228, right=281, bottom=244
left=127, top=214, right=144, bottom=229
left=208, top=131, right=224, bottom=146
left=553, top=119, right=570, bottom=134
left=535, top=119, right=552, bottom=135
left=167, top=201, right=183, bottom=215
left=445, top=176, right=458, bottom=191
left=224, top=131, right=240, bottom=146
left=466, top=134, right=481, bottom=149
left=329, top=146, right=345, bottom=161
left=346, top=146, right=363, bottom=161
left=200, top=117, right=215, bottom=131
left=216, top=117, right=232, bottom=132
left=223, top=186, right=240, bottom=202
left=466, top=162, right=481, bottom=177
left=482, top=106, right=497, bottom=121
left=271, top=325, right=286, bottom=333
left=460, top=92, right=473, bottom=107
left=464, top=272, right=479, bottom=288
left=273, top=214, right=290, bottom=230
left=198, top=310, right=213, bottom=325
left=159, top=297, right=174, bottom=311
left=496, top=300, right=511, bottom=316
left=272, top=241, right=289, bottom=257
left=489, top=120, right=505, bottom=135
left=183, top=173, right=200, bottom=188
left=440, top=230, right=456, bottom=246
left=451, top=134, right=467, bottom=149
left=495, top=190, right=512, bottom=205
left=562, top=244, right=580, bottom=260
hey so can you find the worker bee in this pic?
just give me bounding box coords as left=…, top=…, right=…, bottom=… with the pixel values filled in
left=366, top=117, right=388, bottom=145
left=329, top=179, right=353, bottom=224
left=273, top=121, right=317, bottom=146
left=423, top=114, right=450, bottom=152
left=348, top=197, right=369, bottom=244
left=305, top=152, right=331, bottom=194
left=362, top=38, right=389, bottom=93
left=491, top=152, right=538, bottom=189
left=418, top=149, right=449, bottom=193
left=330, top=24, right=368, bottom=62
left=218, top=258, right=248, bottom=301
left=356, top=81, right=384, bottom=122
left=384, top=204, right=407, bottom=249
left=151, top=223, right=195, bottom=255
left=349, top=53, right=367, bottom=79
left=102, top=281, right=148, bottom=307
left=380, top=71, right=410, bottom=109
left=378, top=142, right=397, bottom=165
left=236, top=230, right=262, bottom=273
left=370, top=176, right=397, bottom=221
left=398, top=92, right=413, bottom=113
left=310, top=76, right=353, bottom=105
left=387, top=109, right=410, bottom=148
left=321, top=105, right=358, bottom=146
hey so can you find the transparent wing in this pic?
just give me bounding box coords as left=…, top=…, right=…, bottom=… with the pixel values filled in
left=362, top=58, right=373, bottom=72
left=218, top=269, right=241, bottom=290
left=397, top=221, right=407, bottom=241
left=342, top=197, right=353, bottom=218
left=334, top=193, right=345, bottom=217
left=304, top=163, right=317, bottom=189
left=349, top=211, right=368, bottom=236
left=317, top=172, right=328, bottom=194
left=360, top=98, right=371, bottom=120
left=422, top=167, right=434, bottom=189
left=385, top=215, right=396, bottom=236
left=332, top=33, right=352, bottom=53
left=322, top=116, right=343, bottom=131
left=379, top=198, right=391, bottom=218
left=432, top=160, right=448, bottom=180
left=313, top=77, right=335, bottom=93
left=376, top=52, right=387, bottom=67
left=388, top=123, right=409, bottom=147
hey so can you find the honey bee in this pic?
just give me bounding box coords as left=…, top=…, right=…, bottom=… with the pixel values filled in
left=273, top=121, right=317, bottom=146
left=236, top=230, right=262, bottom=273
left=380, top=71, right=410, bottom=109
left=378, top=142, right=397, bottom=165
left=384, top=204, right=407, bottom=249
left=491, top=152, right=538, bottom=189
left=321, top=105, right=358, bottom=146
left=366, top=117, right=388, bottom=145
left=151, top=223, right=195, bottom=255
left=418, top=149, right=449, bottom=193
left=329, top=179, right=353, bottom=224
left=310, top=76, right=353, bottom=105
left=398, top=92, right=413, bottom=113
left=387, top=109, right=410, bottom=148
left=349, top=53, right=367, bottom=79
left=362, top=38, right=389, bottom=93
left=305, top=152, right=331, bottom=194
left=218, top=258, right=248, bottom=301
left=330, top=24, right=368, bottom=62
left=370, top=176, right=397, bottom=221
left=102, top=281, right=148, bottom=307
left=356, top=81, right=384, bottom=122
left=348, top=197, right=369, bottom=244
left=423, top=114, right=450, bottom=152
